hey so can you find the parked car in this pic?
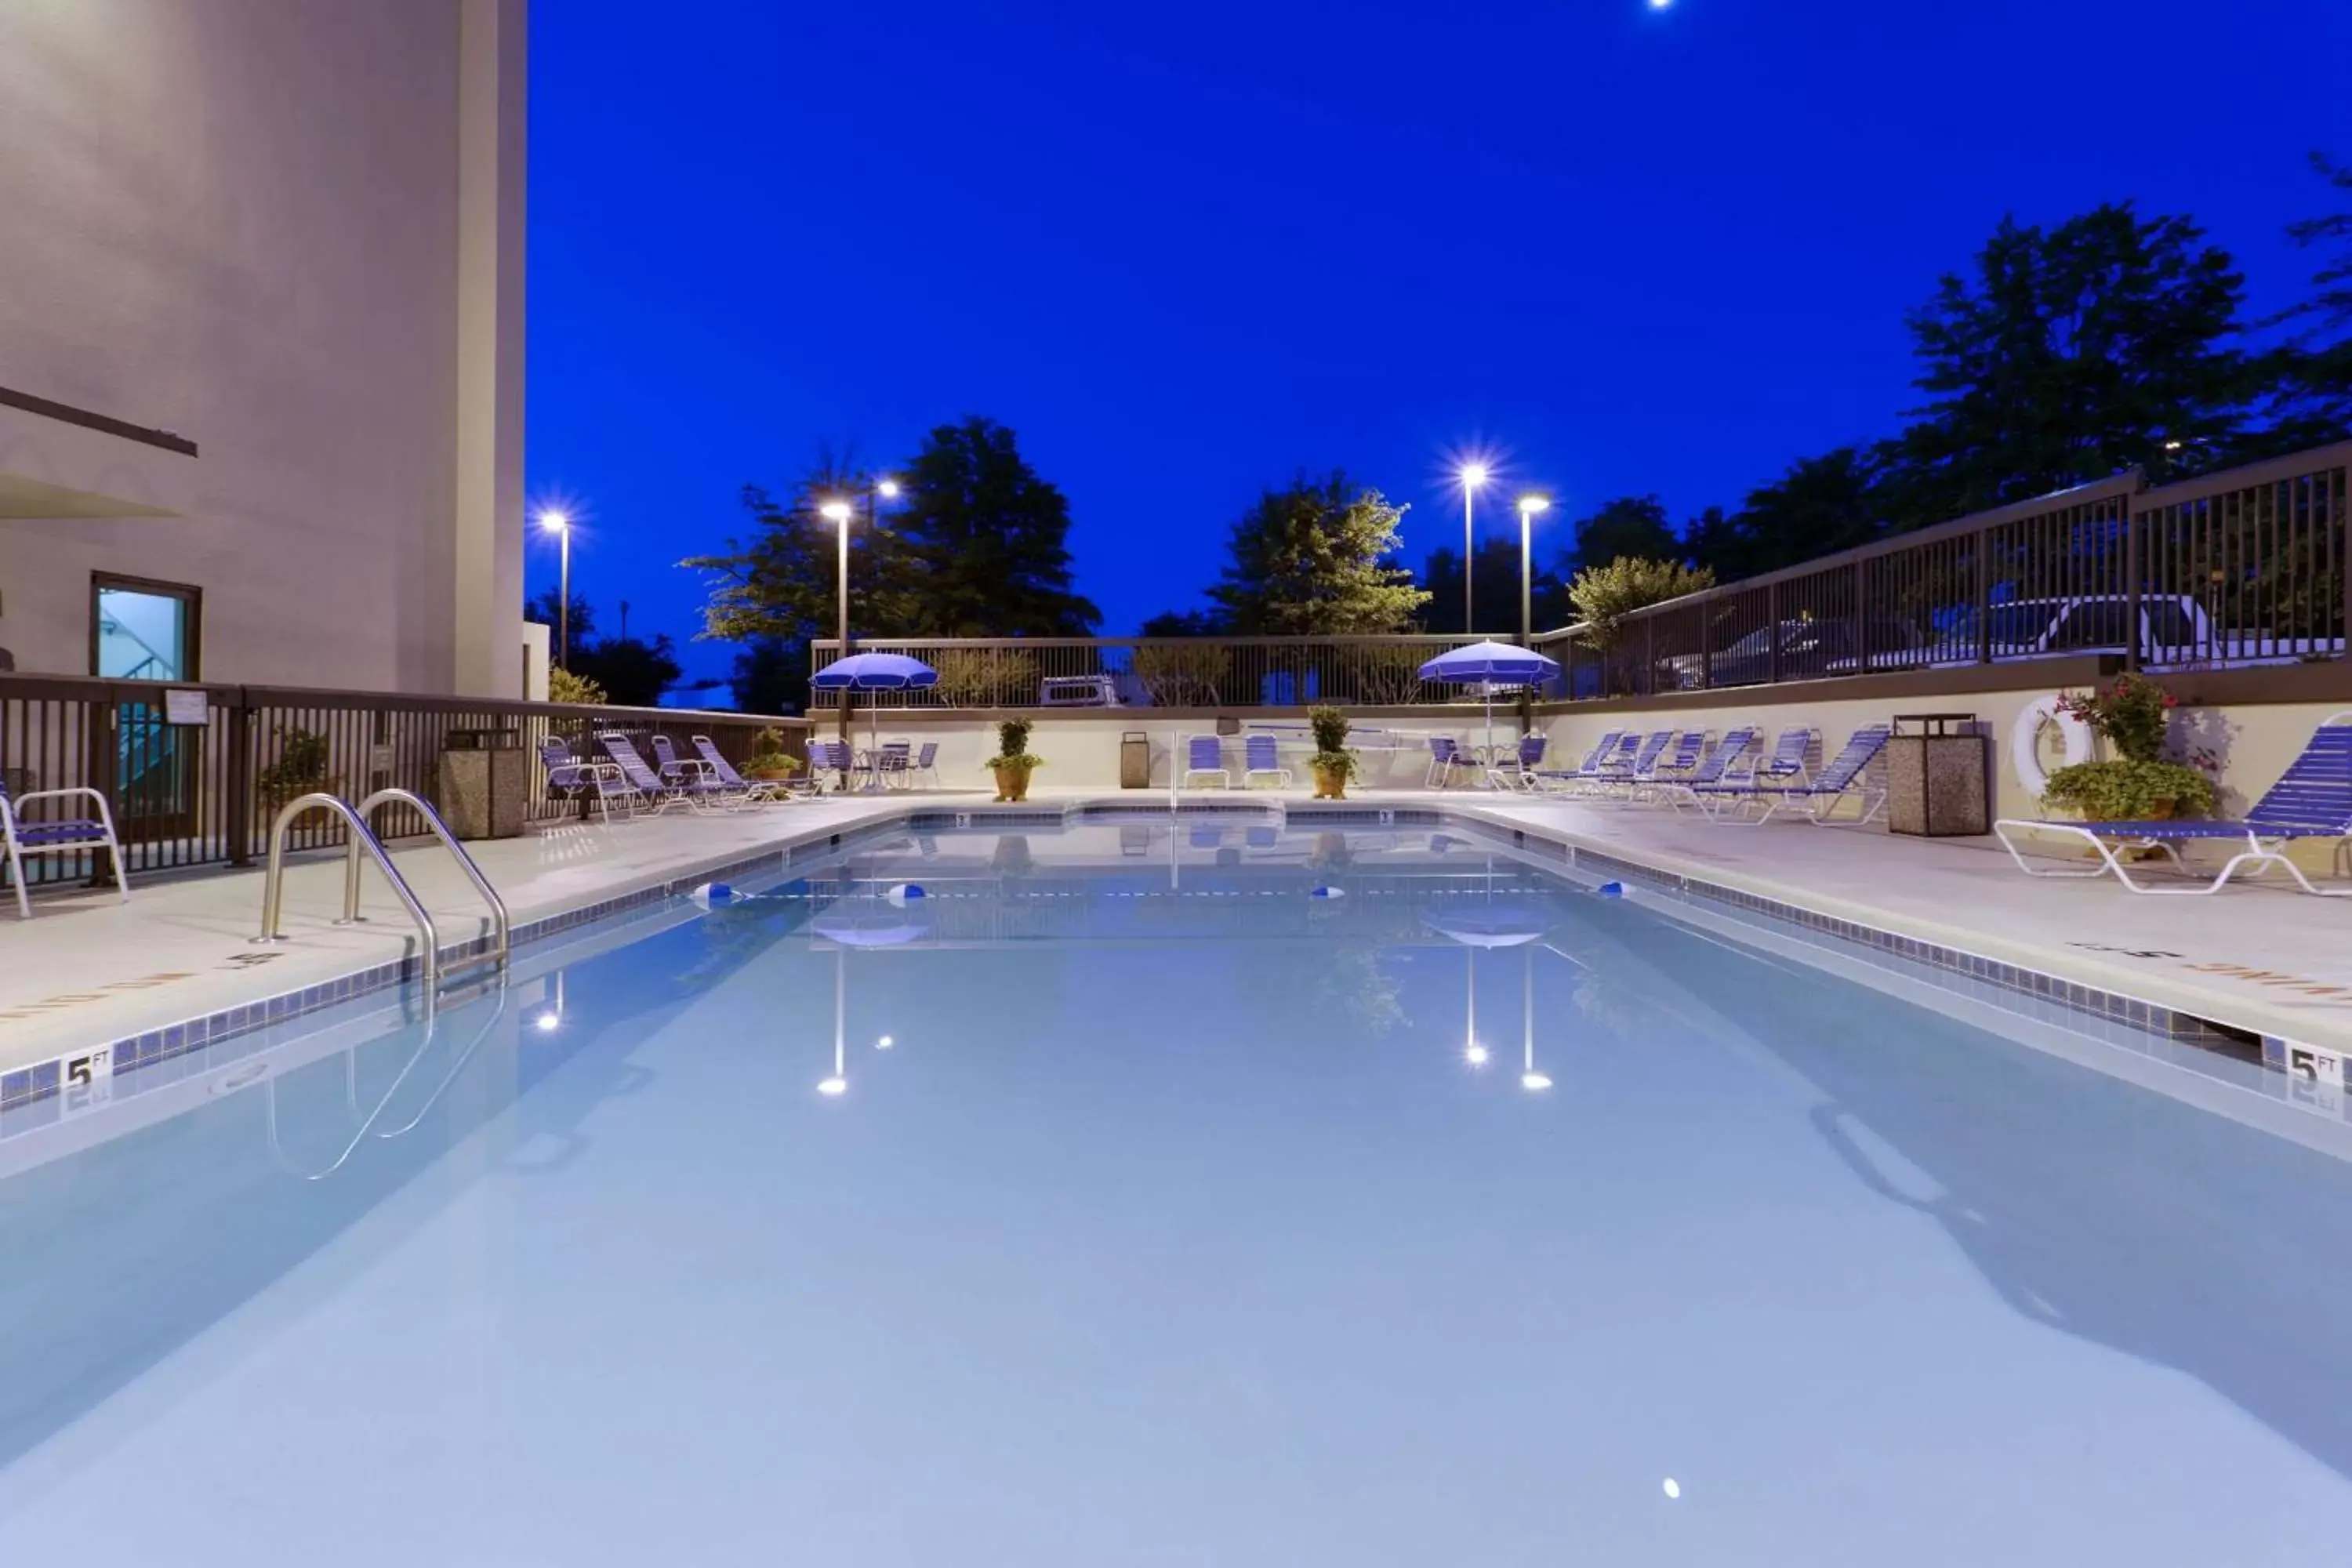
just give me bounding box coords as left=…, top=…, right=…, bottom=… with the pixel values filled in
left=1828, top=595, right=2342, bottom=673
left=1657, top=618, right=1924, bottom=690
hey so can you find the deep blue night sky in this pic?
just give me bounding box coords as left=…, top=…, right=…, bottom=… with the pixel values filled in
left=525, top=0, right=2351, bottom=694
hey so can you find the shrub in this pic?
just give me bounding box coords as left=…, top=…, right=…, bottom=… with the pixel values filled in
left=932, top=648, right=1040, bottom=708
left=256, top=726, right=334, bottom=808
left=1568, top=556, right=1715, bottom=650
left=1130, top=642, right=1230, bottom=707
left=2042, top=759, right=2216, bottom=820
left=2056, top=673, right=2176, bottom=764
left=1349, top=644, right=1428, bottom=706
left=993, top=717, right=1043, bottom=768
left=550, top=666, right=608, bottom=706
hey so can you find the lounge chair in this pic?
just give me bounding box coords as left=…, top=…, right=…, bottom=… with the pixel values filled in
left=691, top=734, right=811, bottom=802
left=651, top=735, right=750, bottom=809
left=1490, top=733, right=1548, bottom=792
left=1756, top=726, right=1817, bottom=784
left=598, top=731, right=703, bottom=814
left=806, top=739, right=858, bottom=792
left=1243, top=734, right=1294, bottom=789
left=0, top=775, right=130, bottom=919
left=1586, top=730, right=1675, bottom=801
left=1425, top=736, right=1467, bottom=789
left=1625, top=730, right=1709, bottom=804
left=539, top=735, right=636, bottom=824
left=1697, top=724, right=1890, bottom=826
left=1530, top=730, right=1625, bottom=795
left=1650, top=725, right=1759, bottom=813
left=1182, top=735, right=1229, bottom=789
left=1994, top=712, right=2352, bottom=895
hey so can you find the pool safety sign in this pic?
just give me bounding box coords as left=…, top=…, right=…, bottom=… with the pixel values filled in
left=60, top=1047, right=113, bottom=1117
left=2268, top=1036, right=2347, bottom=1116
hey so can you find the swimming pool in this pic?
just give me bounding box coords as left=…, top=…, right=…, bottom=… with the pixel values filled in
left=4, top=816, right=2350, bottom=1565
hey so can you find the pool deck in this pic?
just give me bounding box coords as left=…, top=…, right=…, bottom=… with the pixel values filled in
left=5, top=783, right=2349, bottom=1076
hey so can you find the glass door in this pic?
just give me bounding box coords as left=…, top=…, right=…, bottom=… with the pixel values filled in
left=92, top=575, right=202, bottom=834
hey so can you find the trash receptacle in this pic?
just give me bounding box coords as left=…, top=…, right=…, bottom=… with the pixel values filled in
left=1120, top=731, right=1152, bottom=789
left=1886, top=713, right=1989, bottom=837
left=438, top=726, right=527, bottom=840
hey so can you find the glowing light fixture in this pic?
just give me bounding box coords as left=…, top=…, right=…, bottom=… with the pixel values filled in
left=817, top=1076, right=848, bottom=1097
left=1663, top=1478, right=1682, bottom=1499
left=534, top=1011, right=561, bottom=1033
left=1521, top=1070, right=1554, bottom=1091
left=1515, top=493, right=1552, bottom=644
left=877, top=478, right=902, bottom=499
left=537, top=508, right=569, bottom=533
left=1465, top=1043, right=1490, bottom=1067
left=819, top=499, right=854, bottom=524
left=539, top=509, right=575, bottom=670
left=877, top=1034, right=895, bottom=1051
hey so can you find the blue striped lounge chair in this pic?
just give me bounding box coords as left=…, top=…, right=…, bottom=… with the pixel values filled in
left=805, top=738, right=858, bottom=792
left=598, top=731, right=703, bottom=815
left=691, top=734, right=812, bottom=802
left=1755, top=727, right=1817, bottom=785
left=1490, top=733, right=1548, bottom=792
left=1696, top=724, right=1891, bottom=826
left=1530, top=730, right=1626, bottom=795
left=1243, top=733, right=1294, bottom=789
left=652, top=734, right=750, bottom=809
left=1650, top=725, right=1760, bottom=813
left=0, top=774, right=130, bottom=918
left=539, top=735, right=636, bottom=824
left=1589, top=730, right=1675, bottom=800
left=1182, top=735, right=1229, bottom=789
left=1994, top=712, right=2352, bottom=895
left=1625, top=730, right=1710, bottom=804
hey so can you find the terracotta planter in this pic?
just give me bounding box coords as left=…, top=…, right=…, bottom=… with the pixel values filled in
left=990, top=759, right=1036, bottom=803
left=1312, top=761, right=1349, bottom=801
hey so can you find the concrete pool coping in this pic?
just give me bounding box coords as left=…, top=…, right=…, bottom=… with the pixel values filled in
left=5, top=785, right=2348, bottom=1105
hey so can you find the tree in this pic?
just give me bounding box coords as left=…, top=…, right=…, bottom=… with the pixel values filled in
left=1205, top=472, right=1428, bottom=634
left=1416, top=539, right=1566, bottom=637
left=1892, top=204, right=2252, bottom=524
left=524, top=588, right=597, bottom=644
left=2259, top=151, right=2352, bottom=445
left=681, top=453, right=924, bottom=648
left=890, top=417, right=1100, bottom=636
left=1139, top=608, right=1227, bottom=637
left=1567, top=495, right=1682, bottom=575
left=1566, top=557, right=1715, bottom=649
left=1685, top=448, right=1886, bottom=579
left=568, top=632, right=682, bottom=708
left=728, top=635, right=805, bottom=715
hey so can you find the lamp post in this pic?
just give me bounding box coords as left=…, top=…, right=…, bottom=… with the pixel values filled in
left=538, top=510, right=571, bottom=669
left=820, top=499, right=855, bottom=739
left=1515, top=494, right=1551, bottom=648
left=1458, top=463, right=1490, bottom=634
left=1520, top=945, right=1551, bottom=1091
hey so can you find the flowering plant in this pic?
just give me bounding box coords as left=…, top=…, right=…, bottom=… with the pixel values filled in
left=2055, top=673, right=2176, bottom=764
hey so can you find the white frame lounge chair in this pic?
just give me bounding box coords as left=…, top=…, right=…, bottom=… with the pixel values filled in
left=0, top=776, right=130, bottom=919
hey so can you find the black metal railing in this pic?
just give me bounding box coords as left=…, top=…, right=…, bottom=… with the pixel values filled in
left=0, top=675, right=808, bottom=887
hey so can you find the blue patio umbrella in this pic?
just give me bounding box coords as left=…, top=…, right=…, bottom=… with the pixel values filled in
left=1416, top=641, right=1562, bottom=764
left=811, top=652, right=938, bottom=760
left=811, top=909, right=931, bottom=948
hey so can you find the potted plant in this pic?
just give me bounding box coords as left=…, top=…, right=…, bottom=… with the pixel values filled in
left=989, top=717, right=1044, bottom=802
left=2042, top=673, right=2216, bottom=829
left=739, top=727, right=804, bottom=782
left=256, top=725, right=337, bottom=814
left=1308, top=705, right=1357, bottom=800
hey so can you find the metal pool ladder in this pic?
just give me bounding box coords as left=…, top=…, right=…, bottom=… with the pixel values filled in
left=252, top=789, right=511, bottom=998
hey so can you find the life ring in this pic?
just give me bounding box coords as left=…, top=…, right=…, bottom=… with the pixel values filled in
left=2011, top=695, right=2094, bottom=798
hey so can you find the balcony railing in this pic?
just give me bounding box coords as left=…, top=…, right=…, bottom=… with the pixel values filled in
left=0, top=675, right=808, bottom=887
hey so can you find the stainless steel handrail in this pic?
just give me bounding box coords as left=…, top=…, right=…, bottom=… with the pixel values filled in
left=343, top=788, right=511, bottom=978
left=263, top=985, right=508, bottom=1181
left=252, top=793, right=445, bottom=993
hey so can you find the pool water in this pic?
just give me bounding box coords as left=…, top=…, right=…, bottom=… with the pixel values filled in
left=4, top=820, right=2350, bottom=1565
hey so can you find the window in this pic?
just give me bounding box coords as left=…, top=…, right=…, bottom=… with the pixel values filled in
left=91, top=575, right=200, bottom=681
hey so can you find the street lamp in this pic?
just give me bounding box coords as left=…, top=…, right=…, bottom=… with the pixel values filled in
left=1515, top=494, right=1551, bottom=648
left=538, top=510, right=571, bottom=669
left=1458, top=464, right=1490, bottom=634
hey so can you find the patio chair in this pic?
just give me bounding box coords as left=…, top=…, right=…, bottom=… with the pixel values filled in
left=1625, top=730, right=1709, bottom=804
left=1993, top=711, right=2352, bottom=895
left=651, top=735, right=749, bottom=809
left=1243, top=733, right=1294, bottom=789
left=597, top=731, right=702, bottom=814
left=910, top=741, right=942, bottom=789
left=1650, top=725, right=1760, bottom=813
left=539, top=735, right=636, bottom=824
left=691, top=734, right=809, bottom=803
left=0, top=775, right=130, bottom=919
left=1756, top=726, right=1817, bottom=784
left=1697, top=724, right=1891, bottom=826
left=1484, top=733, right=1548, bottom=792
left=1591, top=730, right=1675, bottom=800
left=1425, top=735, right=1468, bottom=789
left=806, top=739, right=859, bottom=792
left=873, top=739, right=915, bottom=790
left=1182, top=735, right=1229, bottom=789
left=1529, top=730, right=1625, bottom=795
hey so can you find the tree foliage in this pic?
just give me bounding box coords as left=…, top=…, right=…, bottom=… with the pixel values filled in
left=1566, top=557, right=1715, bottom=649
left=1416, top=538, right=1566, bottom=637
left=891, top=417, right=1099, bottom=637
left=2261, top=151, right=2352, bottom=442
left=1205, top=472, right=1428, bottom=634
left=1892, top=204, right=2250, bottom=517
left=1569, top=495, right=1682, bottom=575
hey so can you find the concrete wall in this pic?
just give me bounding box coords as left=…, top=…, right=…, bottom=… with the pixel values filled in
left=0, top=0, right=528, bottom=696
